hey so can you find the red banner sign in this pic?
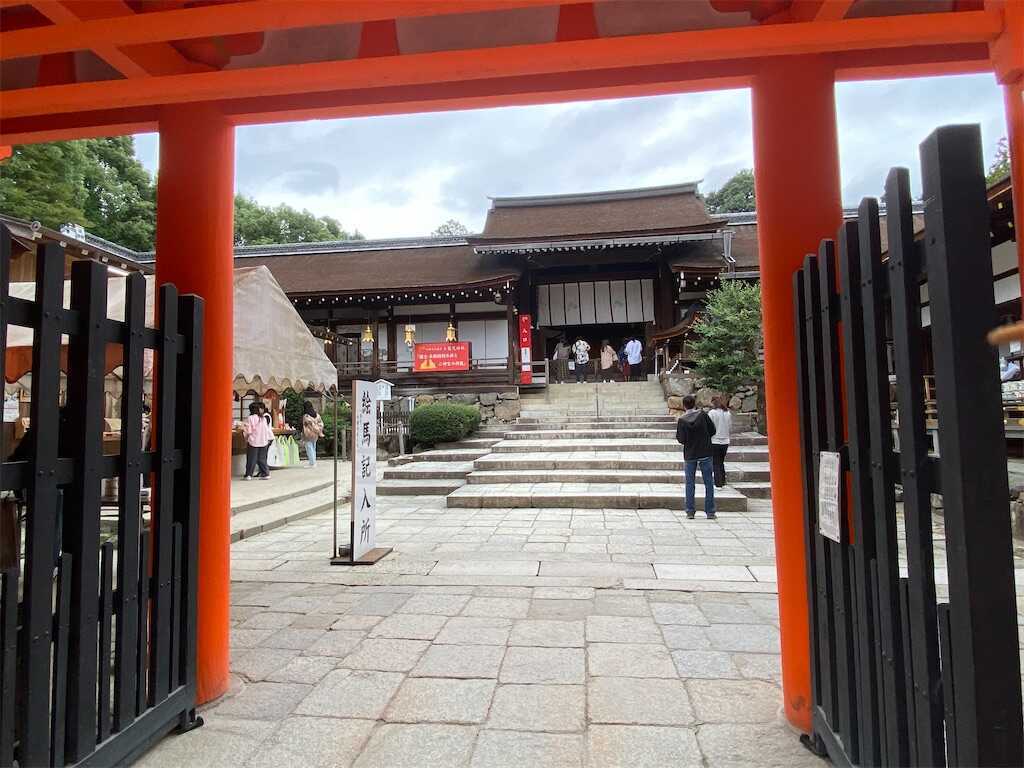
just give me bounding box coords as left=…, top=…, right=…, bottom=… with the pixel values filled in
left=413, top=341, right=471, bottom=372
left=518, top=314, right=533, bottom=385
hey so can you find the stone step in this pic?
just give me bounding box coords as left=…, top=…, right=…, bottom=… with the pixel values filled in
left=435, top=437, right=503, bottom=449
left=733, top=481, right=773, bottom=499
left=517, top=416, right=678, bottom=424
left=473, top=453, right=770, bottom=472
left=382, top=461, right=475, bottom=480
left=377, top=478, right=465, bottom=496
left=446, top=483, right=747, bottom=511
left=489, top=439, right=770, bottom=459
left=407, top=448, right=491, bottom=462
left=467, top=466, right=770, bottom=485
left=503, top=428, right=676, bottom=440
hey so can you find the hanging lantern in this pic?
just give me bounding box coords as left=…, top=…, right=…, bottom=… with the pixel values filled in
left=446, top=321, right=457, bottom=342
left=361, top=324, right=374, bottom=344
left=404, top=324, right=416, bottom=347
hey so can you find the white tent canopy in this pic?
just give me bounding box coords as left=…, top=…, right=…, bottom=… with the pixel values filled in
left=6, top=265, right=336, bottom=395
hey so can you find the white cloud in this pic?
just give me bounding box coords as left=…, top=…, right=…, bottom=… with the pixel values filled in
left=134, top=72, right=1007, bottom=239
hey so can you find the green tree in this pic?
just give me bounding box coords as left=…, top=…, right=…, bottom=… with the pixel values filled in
left=234, top=194, right=363, bottom=246
left=704, top=169, right=756, bottom=214
left=987, top=137, right=1011, bottom=185
left=690, top=281, right=763, bottom=395
left=0, top=137, right=157, bottom=251
left=431, top=218, right=470, bottom=237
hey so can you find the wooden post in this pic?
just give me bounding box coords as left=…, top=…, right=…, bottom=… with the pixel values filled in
left=506, top=293, right=516, bottom=384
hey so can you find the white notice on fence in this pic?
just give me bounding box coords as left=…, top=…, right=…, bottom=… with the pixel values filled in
left=352, top=380, right=377, bottom=561
left=3, top=396, right=18, bottom=423
left=818, top=451, right=842, bottom=543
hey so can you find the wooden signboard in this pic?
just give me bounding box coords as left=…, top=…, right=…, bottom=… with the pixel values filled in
left=413, top=341, right=471, bottom=372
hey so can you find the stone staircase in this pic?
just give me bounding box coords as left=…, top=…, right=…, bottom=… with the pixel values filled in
left=380, top=380, right=772, bottom=509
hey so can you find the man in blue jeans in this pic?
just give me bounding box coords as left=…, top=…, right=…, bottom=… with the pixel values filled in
left=675, top=394, right=717, bottom=519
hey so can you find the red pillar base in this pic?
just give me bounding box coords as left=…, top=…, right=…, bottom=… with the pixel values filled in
left=752, top=56, right=843, bottom=733
left=155, top=105, right=235, bottom=705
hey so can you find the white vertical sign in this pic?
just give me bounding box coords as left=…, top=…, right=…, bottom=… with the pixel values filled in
left=352, top=380, right=377, bottom=560
left=817, top=450, right=842, bottom=543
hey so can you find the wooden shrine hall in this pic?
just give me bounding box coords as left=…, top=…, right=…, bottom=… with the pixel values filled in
left=241, top=181, right=759, bottom=390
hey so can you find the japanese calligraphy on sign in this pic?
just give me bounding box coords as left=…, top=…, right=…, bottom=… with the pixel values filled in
left=817, top=451, right=842, bottom=543
left=351, top=380, right=377, bottom=560
left=413, top=342, right=471, bottom=372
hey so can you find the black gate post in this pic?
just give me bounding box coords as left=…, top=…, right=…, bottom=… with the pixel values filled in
left=919, top=124, right=1024, bottom=767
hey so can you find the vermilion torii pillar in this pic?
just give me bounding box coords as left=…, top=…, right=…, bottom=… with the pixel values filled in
left=752, top=55, right=843, bottom=733
left=155, top=105, right=235, bottom=705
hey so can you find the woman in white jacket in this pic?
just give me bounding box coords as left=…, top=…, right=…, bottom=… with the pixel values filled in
left=708, top=396, right=732, bottom=488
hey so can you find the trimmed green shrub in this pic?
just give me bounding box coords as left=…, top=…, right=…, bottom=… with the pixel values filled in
left=410, top=402, right=480, bottom=447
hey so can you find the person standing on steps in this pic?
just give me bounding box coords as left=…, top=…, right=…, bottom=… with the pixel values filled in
left=625, top=336, right=644, bottom=381
left=552, top=336, right=570, bottom=384
left=572, top=336, right=591, bottom=383
left=301, top=400, right=324, bottom=468
left=708, top=395, right=732, bottom=488
left=242, top=402, right=274, bottom=480
left=599, top=339, right=617, bottom=383
left=675, top=394, right=716, bottom=519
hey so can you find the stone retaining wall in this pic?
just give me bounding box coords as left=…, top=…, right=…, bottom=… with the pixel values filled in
left=413, top=391, right=521, bottom=423
left=660, top=372, right=760, bottom=422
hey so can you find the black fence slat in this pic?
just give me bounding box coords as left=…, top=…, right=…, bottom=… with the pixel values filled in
left=817, top=240, right=860, bottom=762
left=114, top=271, right=146, bottom=733
left=802, top=254, right=838, bottom=729
left=937, top=603, right=959, bottom=766
left=0, top=567, right=17, bottom=766
left=62, top=259, right=109, bottom=762
left=98, top=540, right=114, bottom=743
left=0, top=229, right=9, bottom=487
left=136, top=529, right=151, bottom=717
left=18, top=241, right=65, bottom=768
left=170, top=523, right=183, bottom=691
left=792, top=271, right=823, bottom=735
left=919, top=125, right=1024, bottom=767
left=899, top=577, right=920, bottom=767
left=885, top=166, right=945, bottom=766
left=858, top=194, right=912, bottom=767
left=151, top=285, right=179, bottom=704
left=173, top=295, right=203, bottom=708
left=51, top=553, right=73, bottom=767
left=836, top=220, right=881, bottom=766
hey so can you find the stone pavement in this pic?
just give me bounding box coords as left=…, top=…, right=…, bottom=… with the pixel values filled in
left=137, top=493, right=820, bottom=768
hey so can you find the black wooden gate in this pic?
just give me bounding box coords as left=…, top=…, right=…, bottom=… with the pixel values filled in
left=795, top=124, right=1024, bottom=767
left=0, top=228, right=204, bottom=766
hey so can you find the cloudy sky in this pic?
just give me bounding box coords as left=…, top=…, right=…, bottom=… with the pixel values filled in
left=133, top=72, right=1008, bottom=240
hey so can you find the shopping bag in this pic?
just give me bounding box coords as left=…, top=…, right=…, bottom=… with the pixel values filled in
left=568, top=361, right=575, bottom=371
left=267, top=438, right=283, bottom=468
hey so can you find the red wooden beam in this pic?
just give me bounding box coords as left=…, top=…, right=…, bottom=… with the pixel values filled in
left=1, top=0, right=565, bottom=60
left=0, top=10, right=1002, bottom=121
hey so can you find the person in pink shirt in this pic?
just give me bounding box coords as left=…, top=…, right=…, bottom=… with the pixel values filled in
left=242, top=402, right=274, bottom=480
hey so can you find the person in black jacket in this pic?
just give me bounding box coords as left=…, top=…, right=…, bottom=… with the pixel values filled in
left=675, top=394, right=717, bottom=519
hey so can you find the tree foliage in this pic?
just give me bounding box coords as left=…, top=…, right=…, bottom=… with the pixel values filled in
left=690, top=281, right=763, bottom=395
left=704, top=169, right=756, bottom=214
left=987, top=137, right=1011, bottom=185
left=0, top=138, right=363, bottom=252
left=234, top=195, right=362, bottom=246
left=431, top=218, right=470, bottom=237
left=0, top=138, right=156, bottom=251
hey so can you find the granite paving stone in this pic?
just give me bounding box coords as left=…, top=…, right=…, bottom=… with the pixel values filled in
left=471, top=731, right=583, bottom=768
left=304, top=630, right=366, bottom=658
left=412, top=643, right=506, bottom=678
left=339, top=638, right=430, bottom=671
left=588, top=677, right=694, bottom=725
left=135, top=716, right=275, bottom=768
left=398, top=593, right=472, bottom=615
left=660, top=625, right=713, bottom=650
left=486, top=684, right=585, bottom=732
left=585, top=616, right=662, bottom=644
left=264, top=655, right=338, bottom=685
left=385, top=678, right=496, bottom=724
left=435, top=617, right=513, bottom=645
left=499, top=647, right=586, bottom=684
left=586, top=725, right=702, bottom=768
left=353, top=724, right=478, bottom=768
left=259, top=628, right=328, bottom=651
left=697, top=723, right=823, bottom=767
left=671, top=650, right=742, bottom=679
left=587, top=643, right=678, bottom=678
left=462, top=597, right=532, bottom=618
left=509, top=619, right=585, bottom=647
left=245, top=716, right=376, bottom=768
left=232, top=648, right=299, bottom=681
left=650, top=602, right=709, bottom=626
left=369, top=613, right=449, bottom=640
left=705, top=624, right=782, bottom=653
left=686, top=679, right=782, bottom=723
left=295, top=669, right=404, bottom=719
left=214, top=681, right=312, bottom=721
left=528, top=599, right=595, bottom=620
